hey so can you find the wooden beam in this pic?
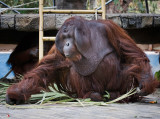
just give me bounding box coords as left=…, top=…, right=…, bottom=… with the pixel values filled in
left=43, top=9, right=103, bottom=14
left=43, top=37, right=56, bottom=41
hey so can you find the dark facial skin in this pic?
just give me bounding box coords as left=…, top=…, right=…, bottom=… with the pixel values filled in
left=63, top=38, right=82, bottom=61
left=56, top=23, right=82, bottom=62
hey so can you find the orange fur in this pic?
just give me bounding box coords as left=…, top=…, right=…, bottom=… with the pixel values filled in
left=6, top=17, right=158, bottom=104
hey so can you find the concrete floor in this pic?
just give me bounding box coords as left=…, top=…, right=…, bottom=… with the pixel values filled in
left=0, top=89, right=159, bottom=119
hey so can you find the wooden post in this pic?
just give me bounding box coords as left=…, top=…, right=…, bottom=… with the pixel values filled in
left=101, top=0, right=106, bottom=19
left=148, top=44, right=153, bottom=51
left=39, top=0, right=44, bottom=60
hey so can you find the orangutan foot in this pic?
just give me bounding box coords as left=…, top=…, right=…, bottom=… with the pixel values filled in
left=89, top=92, right=103, bottom=101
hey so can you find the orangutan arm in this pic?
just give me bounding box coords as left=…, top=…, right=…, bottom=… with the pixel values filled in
left=6, top=45, right=71, bottom=105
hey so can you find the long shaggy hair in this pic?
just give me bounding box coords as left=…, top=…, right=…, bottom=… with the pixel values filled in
left=6, top=17, right=158, bottom=103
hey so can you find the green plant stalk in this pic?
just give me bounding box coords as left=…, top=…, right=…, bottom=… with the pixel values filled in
left=0, top=82, right=10, bottom=87
left=1, top=78, right=137, bottom=107
left=106, top=89, right=137, bottom=104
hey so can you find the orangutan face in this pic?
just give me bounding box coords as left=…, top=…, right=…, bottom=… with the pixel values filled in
left=55, top=16, right=113, bottom=64
left=63, top=38, right=81, bottom=61
left=56, top=23, right=82, bottom=61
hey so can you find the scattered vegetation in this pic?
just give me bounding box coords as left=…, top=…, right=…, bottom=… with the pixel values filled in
left=0, top=79, right=137, bottom=107
left=155, top=70, right=160, bottom=81
left=0, top=82, right=9, bottom=104
left=113, top=0, right=159, bottom=13
left=128, top=0, right=159, bottom=13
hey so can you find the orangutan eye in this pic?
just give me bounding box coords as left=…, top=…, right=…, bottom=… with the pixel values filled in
left=66, top=42, right=70, bottom=46
left=63, top=27, right=68, bottom=32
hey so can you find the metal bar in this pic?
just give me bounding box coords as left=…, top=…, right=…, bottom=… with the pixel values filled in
left=97, top=0, right=113, bottom=10
left=3, top=69, right=13, bottom=79
left=0, top=7, right=56, bottom=11
left=145, top=0, right=149, bottom=13
left=101, top=0, right=106, bottom=19
left=13, top=1, right=38, bottom=8
left=39, top=0, right=44, bottom=60
left=43, top=9, right=103, bottom=14
left=43, top=37, right=56, bottom=41
left=159, top=52, right=160, bottom=64
left=53, top=0, right=55, bottom=7
left=0, top=1, right=20, bottom=14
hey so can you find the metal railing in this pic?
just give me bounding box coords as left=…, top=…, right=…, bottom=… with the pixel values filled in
left=0, top=1, right=20, bottom=14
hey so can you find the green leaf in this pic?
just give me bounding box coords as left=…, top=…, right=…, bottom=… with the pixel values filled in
left=0, top=82, right=10, bottom=87
left=155, top=71, right=160, bottom=81
left=104, top=91, right=110, bottom=99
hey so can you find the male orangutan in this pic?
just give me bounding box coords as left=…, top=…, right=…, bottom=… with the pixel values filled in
left=6, top=16, right=158, bottom=105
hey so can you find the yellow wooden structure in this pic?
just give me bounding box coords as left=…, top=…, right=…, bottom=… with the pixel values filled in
left=39, top=0, right=106, bottom=60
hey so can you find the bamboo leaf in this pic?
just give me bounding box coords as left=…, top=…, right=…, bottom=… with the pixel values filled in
left=0, top=82, right=10, bottom=87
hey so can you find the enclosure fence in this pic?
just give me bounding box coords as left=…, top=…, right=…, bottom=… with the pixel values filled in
left=39, top=0, right=106, bottom=60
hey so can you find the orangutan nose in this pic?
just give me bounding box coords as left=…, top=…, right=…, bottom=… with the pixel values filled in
left=65, top=54, right=70, bottom=58
left=66, top=42, right=70, bottom=46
